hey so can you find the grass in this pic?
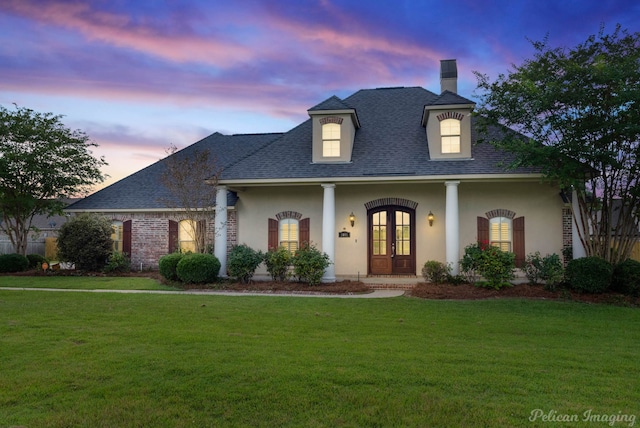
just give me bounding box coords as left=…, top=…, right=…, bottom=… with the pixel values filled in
left=1, top=282, right=639, bottom=427
left=0, top=275, right=178, bottom=290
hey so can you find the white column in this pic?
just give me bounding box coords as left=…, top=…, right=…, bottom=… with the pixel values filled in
left=321, top=183, right=336, bottom=282
left=572, top=188, right=587, bottom=259
left=445, top=181, right=460, bottom=275
left=214, top=186, right=228, bottom=278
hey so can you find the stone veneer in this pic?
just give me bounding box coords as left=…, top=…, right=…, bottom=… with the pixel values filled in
left=106, top=210, right=237, bottom=270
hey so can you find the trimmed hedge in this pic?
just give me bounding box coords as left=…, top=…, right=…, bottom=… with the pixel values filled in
left=612, top=259, right=640, bottom=296
left=0, top=253, right=30, bottom=273
left=158, top=253, right=184, bottom=281
left=565, top=256, right=612, bottom=294
left=27, top=253, right=47, bottom=269
left=176, top=253, right=221, bottom=284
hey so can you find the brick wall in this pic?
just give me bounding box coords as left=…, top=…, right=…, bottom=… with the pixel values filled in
left=105, top=210, right=236, bottom=270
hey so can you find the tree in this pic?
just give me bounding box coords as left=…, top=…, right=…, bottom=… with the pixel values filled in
left=159, top=144, right=221, bottom=253
left=474, top=25, right=640, bottom=264
left=0, top=104, right=106, bottom=255
left=56, top=214, right=112, bottom=271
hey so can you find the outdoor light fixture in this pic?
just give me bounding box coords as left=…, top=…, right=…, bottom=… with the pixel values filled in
left=428, top=211, right=435, bottom=227
left=349, top=212, right=356, bottom=227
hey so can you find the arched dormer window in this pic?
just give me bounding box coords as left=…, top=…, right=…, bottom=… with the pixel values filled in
left=440, top=118, right=461, bottom=153
left=322, top=123, right=341, bottom=157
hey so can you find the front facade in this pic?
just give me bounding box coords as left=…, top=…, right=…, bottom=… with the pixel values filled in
left=67, top=60, right=571, bottom=279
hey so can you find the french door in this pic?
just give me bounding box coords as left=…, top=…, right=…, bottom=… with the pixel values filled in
left=369, top=206, right=416, bottom=275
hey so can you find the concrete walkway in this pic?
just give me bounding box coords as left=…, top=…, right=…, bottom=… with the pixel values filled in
left=0, top=287, right=405, bottom=298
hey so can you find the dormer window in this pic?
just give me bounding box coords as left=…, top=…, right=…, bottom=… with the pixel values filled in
left=322, top=123, right=341, bottom=157
left=440, top=118, right=461, bottom=153
left=308, top=97, right=359, bottom=163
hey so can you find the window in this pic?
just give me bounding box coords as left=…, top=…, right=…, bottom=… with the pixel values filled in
left=440, top=118, right=461, bottom=153
left=179, top=220, right=197, bottom=253
left=322, top=123, right=340, bottom=157
left=395, top=211, right=411, bottom=255
left=111, top=221, right=123, bottom=253
left=268, top=215, right=310, bottom=253
left=111, top=220, right=131, bottom=255
left=478, top=214, right=525, bottom=267
left=280, top=218, right=299, bottom=253
left=490, top=217, right=512, bottom=252
left=372, top=211, right=387, bottom=255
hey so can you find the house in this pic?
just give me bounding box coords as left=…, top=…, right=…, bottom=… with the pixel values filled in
left=1, top=199, right=78, bottom=258
left=66, top=60, right=574, bottom=280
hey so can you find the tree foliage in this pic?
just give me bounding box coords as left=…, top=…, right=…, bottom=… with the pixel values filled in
left=474, top=25, right=640, bottom=264
left=56, top=214, right=113, bottom=271
left=0, top=104, right=106, bottom=255
left=159, top=144, right=221, bottom=254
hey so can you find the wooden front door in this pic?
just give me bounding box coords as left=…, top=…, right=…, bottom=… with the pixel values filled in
left=369, top=206, right=416, bottom=275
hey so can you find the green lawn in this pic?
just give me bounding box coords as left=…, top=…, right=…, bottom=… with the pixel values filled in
left=1, top=284, right=639, bottom=427
left=0, top=275, right=177, bottom=290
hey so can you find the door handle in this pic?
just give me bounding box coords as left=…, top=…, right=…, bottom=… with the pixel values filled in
left=391, top=242, right=395, bottom=258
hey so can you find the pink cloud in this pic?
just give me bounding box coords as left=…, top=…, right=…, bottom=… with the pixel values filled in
left=2, top=0, right=254, bottom=67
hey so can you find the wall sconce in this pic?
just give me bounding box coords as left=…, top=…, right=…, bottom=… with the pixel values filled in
left=349, top=212, right=356, bottom=227
left=427, top=211, right=435, bottom=227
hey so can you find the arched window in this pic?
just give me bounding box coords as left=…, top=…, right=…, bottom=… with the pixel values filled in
left=111, top=221, right=123, bottom=253
left=322, top=123, right=341, bottom=157
left=440, top=118, right=461, bottom=153
left=179, top=220, right=196, bottom=253
left=490, top=217, right=512, bottom=252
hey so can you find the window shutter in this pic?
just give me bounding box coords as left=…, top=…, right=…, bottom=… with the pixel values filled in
left=300, top=218, right=310, bottom=247
left=123, top=220, right=132, bottom=256
left=513, top=216, right=525, bottom=268
left=477, top=216, right=489, bottom=244
left=197, top=220, right=207, bottom=252
left=268, top=218, right=278, bottom=249
left=168, top=220, right=178, bottom=253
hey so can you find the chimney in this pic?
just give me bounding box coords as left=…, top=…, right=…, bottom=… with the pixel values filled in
left=440, top=59, right=457, bottom=94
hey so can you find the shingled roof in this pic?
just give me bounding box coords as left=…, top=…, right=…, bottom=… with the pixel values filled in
left=69, top=85, right=540, bottom=211
left=219, top=86, right=539, bottom=182
left=66, top=132, right=281, bottom=211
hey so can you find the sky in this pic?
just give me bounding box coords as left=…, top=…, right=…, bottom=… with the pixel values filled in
left=1, top=0, right=639, bottom=192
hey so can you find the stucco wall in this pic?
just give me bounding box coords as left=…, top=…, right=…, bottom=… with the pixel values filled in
left=234, top=180, right=565, bottom=277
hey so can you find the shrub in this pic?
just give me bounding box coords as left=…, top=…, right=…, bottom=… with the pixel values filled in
left=56, top=214, right=113, bottom=271
left=460, top=242, right=515, bottom=289
left=523, top=252, right=564, bottom=289
left=0, top=253, right=30, bottom=273
left=26, top=253, right=47, bottom=269
left=421, top=260, right=451, bottom=284
left=227, top=244, right=264, bottom=284
left=264, top=247, right=292, bottom=281
left=565, top=256, right=612, bottom=294
left=176, top=253, right=221, bottom=284
left=158, top=253, right=184, bottom=281
left=291, top=243, right=331, bottom=286
left=104, top=252, right=131, bottom=273
left=612, top=259, right=640, bottom=296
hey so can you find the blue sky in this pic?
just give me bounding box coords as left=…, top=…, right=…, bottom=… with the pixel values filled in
left=1, top=0, right=638, bottom=190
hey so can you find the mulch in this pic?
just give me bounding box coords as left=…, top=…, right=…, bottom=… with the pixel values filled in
left=408, top=282, right=639, bottom=306
left=4, top=269, right=638, bottom=306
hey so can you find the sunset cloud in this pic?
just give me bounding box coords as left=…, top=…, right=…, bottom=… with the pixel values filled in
left=1, top=0, right=635, bottom=189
